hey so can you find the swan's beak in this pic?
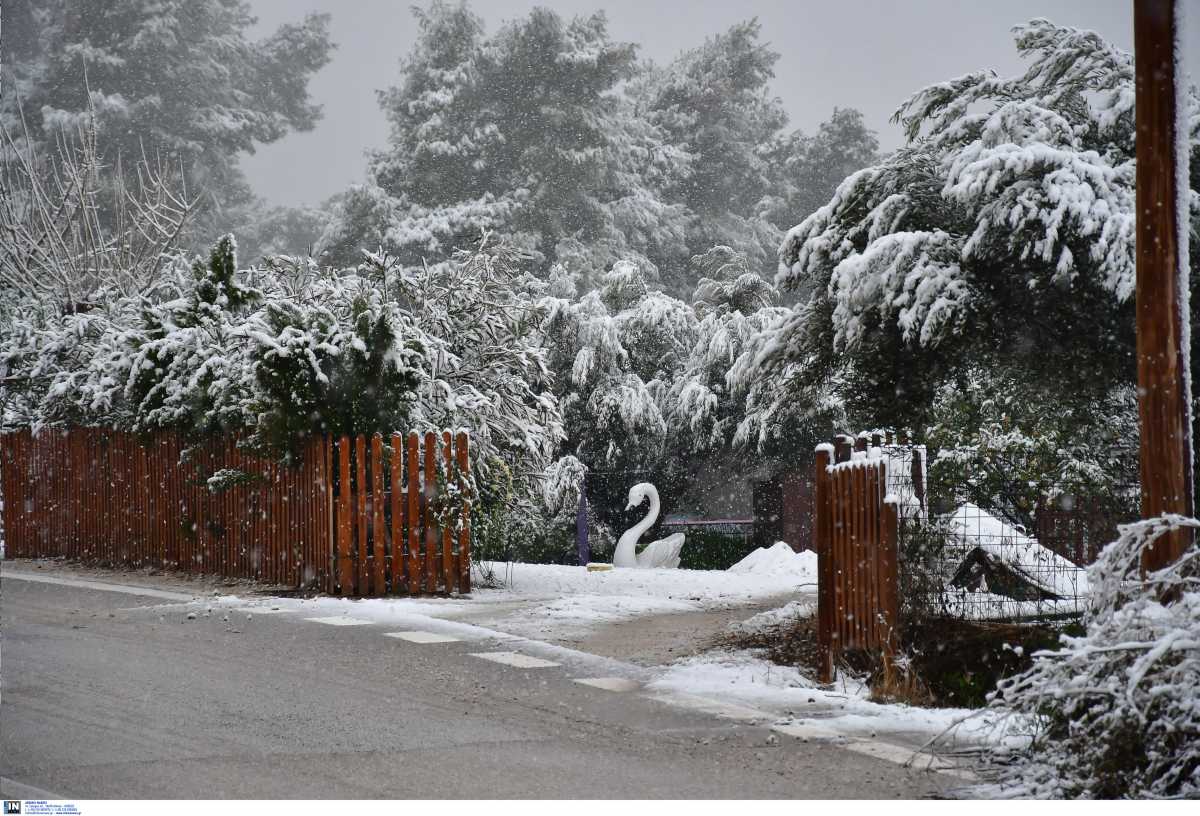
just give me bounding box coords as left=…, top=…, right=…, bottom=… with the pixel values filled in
left=624, top=501, right=635, bottom=511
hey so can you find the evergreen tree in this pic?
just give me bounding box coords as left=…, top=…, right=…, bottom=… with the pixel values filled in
left=736, top=17, right=1200, bottom=500
left=0, top=0, right=334, bottom=219
left=325, top=2, right=686, bottom=280
left=634, top=20, right=788, bottom=287
left=762, top=107, right=880, bottom=235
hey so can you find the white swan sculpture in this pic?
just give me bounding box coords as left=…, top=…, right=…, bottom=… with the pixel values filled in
left=613, top=482, right=686, bottom=569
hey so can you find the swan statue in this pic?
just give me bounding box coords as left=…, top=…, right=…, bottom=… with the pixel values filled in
left=613, top=482, right=686, bottom=569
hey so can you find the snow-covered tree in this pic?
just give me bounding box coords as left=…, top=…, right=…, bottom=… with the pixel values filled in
left=539, top=259, right=696, bottom=473
left=323, top=2, right=687, bottom=283
left=740, top=18, right=1199, bottom=456
left=926, top=370, right=1141, bottom=530
left=666, top=247, right=789, bottom=453
left=0, top=234, right=563, bottom=494
left=0, top=0, right=333, bottom=218
left=633, top=20, right=787, bottom=289
left=0, top=112, right=195, bottom=311
left=762, top=107, right=880, bottom=236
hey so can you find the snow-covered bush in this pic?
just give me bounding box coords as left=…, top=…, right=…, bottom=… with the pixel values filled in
left=1, top=236, right=563, bottom=486
left=247, top=258, right=428, bottom=455
left=981, top=515, right=1200, bottom=798
left=926, top=370, right=1141, bottom=530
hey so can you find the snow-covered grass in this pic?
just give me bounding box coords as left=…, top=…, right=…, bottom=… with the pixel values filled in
left=649, top=649, right=1018, bottom=752
left=481, top=549, right=814, bottom=607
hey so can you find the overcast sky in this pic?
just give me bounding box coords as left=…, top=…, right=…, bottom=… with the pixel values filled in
left=241, top=0, right=1200, bottom=207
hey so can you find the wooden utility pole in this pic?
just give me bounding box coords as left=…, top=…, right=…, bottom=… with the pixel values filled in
left=1134, top=0, right=1194, bottom=570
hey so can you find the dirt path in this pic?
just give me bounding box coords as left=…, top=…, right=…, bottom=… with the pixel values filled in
left=569, top=592, right=803, bottom=666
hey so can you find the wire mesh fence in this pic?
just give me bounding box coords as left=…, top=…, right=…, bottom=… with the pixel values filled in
left=877, top=440, right=1140, bottom=623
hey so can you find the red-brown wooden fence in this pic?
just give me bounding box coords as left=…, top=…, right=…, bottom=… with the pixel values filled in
left=0, top=427, right=470, bottom=597
left=814, top=433, right=900, bottom=683
left=326, top=430, right=471, bottom=597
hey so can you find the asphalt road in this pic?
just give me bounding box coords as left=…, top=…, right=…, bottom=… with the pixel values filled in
left=0, top=568, right=946, bottom=799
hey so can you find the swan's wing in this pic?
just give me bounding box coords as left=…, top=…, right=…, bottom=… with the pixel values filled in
left=640, top=532, right=686, bottom=569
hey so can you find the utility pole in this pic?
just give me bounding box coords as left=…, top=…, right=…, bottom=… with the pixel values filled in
left=1134, top=0, right=1194, bottom=570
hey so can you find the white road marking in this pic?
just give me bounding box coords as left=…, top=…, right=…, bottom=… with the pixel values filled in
left=771, top=721, right=845, bottom=742
left=234, top=606, right=288, bottom=614
left=573, top=677, right=640, bottom=693
left=2, top=570, right=198, bottom=602
left=384, top=630, right=461, bottom=643
left=650, top=691, right=774, bottom=723
left=470, top=651, right=560, bottom=668
left=304, top=616, right=373, bottom=626
left=841, top=739, right=976, bottom=780
left=771, top=722, right=974, bottom=779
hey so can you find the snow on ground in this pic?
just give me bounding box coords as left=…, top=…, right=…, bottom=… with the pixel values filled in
left=648, top=649, right=1020, bottom=753
left=198, top=546, right=818, bottom=643
left=462, top=550, right=818, bottom=638
left=731, top=599, right=815, bottom=634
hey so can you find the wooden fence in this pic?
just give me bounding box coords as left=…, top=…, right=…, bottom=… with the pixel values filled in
left=813, top=433, right=901, bottom=683
left=0, top=427, right=470, bottom=596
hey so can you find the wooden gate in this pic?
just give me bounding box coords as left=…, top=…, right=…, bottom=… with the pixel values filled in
left=813, top=434, right=900, bottom=682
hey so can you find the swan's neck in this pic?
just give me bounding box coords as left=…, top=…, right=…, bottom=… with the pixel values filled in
left=616, top=487, right=660, bottom=558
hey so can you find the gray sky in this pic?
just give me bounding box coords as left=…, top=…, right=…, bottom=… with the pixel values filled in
left=241, top=0, right=1199, bottom=207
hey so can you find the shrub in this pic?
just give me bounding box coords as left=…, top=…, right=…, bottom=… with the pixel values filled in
left=979, top=515, right=1200, bottom=798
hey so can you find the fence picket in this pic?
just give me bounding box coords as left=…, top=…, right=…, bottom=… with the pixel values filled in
left=441, top=430, right=456, bottom=594
left=423, top=431, right=439, bottom=593
left=407, top=432, right=421, bottom=594
left=455, top=431, right=471, bottom=594
left=390, top=433, right=405, bottom=593
left=371, top=434, right=386, bottom=595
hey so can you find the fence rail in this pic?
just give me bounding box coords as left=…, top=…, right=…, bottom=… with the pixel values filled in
left=0, top=427, right=470, bottom=597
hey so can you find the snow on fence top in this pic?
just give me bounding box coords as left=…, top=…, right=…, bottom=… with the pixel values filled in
left=822, top=438, right=927, bottom=516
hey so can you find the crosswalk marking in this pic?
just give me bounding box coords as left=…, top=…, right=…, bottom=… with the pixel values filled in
left=573, top=677, right=640, bottom=692
left=469, top=651, right=560, bottom=668
left=384, top=631, right=461, bottom=643
left=304, top=616, right=372, bottom=626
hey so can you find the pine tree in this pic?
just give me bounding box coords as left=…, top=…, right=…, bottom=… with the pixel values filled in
left=634, top=20, right=788, bottom=286
left=323, top=2, right=687, bottom=281
left=0, top=0, right=334, bottom=218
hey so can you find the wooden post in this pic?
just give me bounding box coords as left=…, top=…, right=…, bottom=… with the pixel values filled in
left=1134, top=0, right=1193, bottom=570
left=814, top=446, right=834, bottom=683
left=835, top=434, right=853, bottom=464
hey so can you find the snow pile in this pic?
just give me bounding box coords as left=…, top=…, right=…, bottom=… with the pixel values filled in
left=979, top=515, right=1200, bottom=799
left=727, top=542, right=818, bottom=581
